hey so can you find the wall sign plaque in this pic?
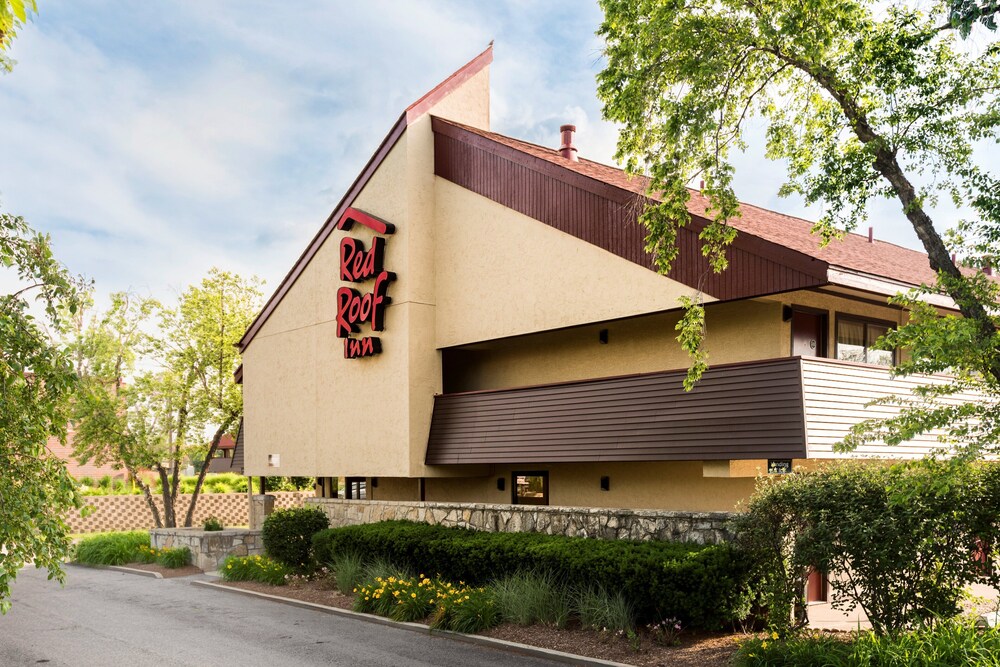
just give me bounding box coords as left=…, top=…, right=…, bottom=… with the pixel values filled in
left=335, top=207, right=396, bottom=359
left=767, top=459, right=793, bottom=475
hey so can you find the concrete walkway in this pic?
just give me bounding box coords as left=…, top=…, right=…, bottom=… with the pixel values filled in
left=0, top=565, right=565, bottom=667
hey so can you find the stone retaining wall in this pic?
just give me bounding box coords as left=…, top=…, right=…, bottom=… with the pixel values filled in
left=306, top=498, right=736, bottom=544
left=67, top=491, right=310, bottom=533
left=150, top=528, right=263, bottom=571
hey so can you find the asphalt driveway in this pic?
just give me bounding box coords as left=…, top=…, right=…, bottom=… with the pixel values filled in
left=0, top=566, right=565, bottom=667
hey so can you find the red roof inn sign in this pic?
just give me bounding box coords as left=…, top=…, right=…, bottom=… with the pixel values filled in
left=336, top=208, right=396, bottom=359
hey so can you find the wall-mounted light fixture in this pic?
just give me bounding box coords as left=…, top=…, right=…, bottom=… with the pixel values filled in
left=497, top=477, right=506, bottom=491
left=599, top=329, right=609, bottom=344
left=600, top=476, right=610, bottom=491
left=371, top=477, right=379, bottom=488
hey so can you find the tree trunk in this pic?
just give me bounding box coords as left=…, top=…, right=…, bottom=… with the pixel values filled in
left=182, top=413, right=238, bottom=527
left=156, top=464, right=175, bottom=527
left=127, top=463, right=162, bottom=529
left=765, top=47, right=1000, bottom=382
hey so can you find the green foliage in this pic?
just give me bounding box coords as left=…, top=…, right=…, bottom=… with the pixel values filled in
left=573, top=584, right=635, bottom=633
left=1, top=211, right=84, bottom=613
left=73, top=531, right=150, bottom=566
left=202, top=516, right=223, bottom=532
left=597, top=0, right=1000, bottom=412
left=434, top=586, right=500, bottom=634
left=735, top=620, right=1000, bottom=666
left=155, top=547, right=191, bottom=569
left=732, top=460, right=1000, bottom=635
left=354, top=573, right=498, bottom=630
left=490, top=570, right=571, bottom=627
left=312, top=520, right=755, bottom=627
left=0, top=0, right=37, bottom=72
left=71, top=271, right=262, bottom=528
left=220, top=555, right=289, bottom=586
left=262, top=507, right=329, bottom=569
left=329, top=551, right=365, bottom=595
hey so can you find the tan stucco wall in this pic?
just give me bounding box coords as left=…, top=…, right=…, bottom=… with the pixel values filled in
left=422, top=462, right=757, bottom=512
left=243, top=62, right=493, bottom=479
left=444, top=298, right=783, bottom=392
left=433, top=178, right=707, bottom=348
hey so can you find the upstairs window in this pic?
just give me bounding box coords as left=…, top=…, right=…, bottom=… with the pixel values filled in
left=836, top=316, right=895, bottom=366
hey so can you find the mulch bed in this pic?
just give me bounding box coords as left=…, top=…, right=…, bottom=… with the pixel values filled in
left=217, top=579, right=741, bottom=666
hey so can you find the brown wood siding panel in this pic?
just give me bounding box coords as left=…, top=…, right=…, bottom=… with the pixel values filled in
left=231, top=418, right=245, bottom=474
left=426, top=358, right=807, bottom=464
left=433, top=126, right=826, bottom=300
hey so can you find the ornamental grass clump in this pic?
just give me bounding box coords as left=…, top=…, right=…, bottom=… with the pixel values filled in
left=329, top=551, right=365, bottom=595
left=574, top=583, right=635, bottom=633
left=490, top=570, right=572, bottom=627
left=220, top=555, right=290, bottom=586
left=74, top=531, right=150, bottom=566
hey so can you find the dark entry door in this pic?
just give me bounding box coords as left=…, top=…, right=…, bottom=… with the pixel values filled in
left=791, top=311, right=825, bottom=357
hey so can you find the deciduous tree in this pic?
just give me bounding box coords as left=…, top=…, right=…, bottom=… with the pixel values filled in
left=0, top=211, right=83, bottom=613
left=73, top=269, right=262, bottom=527
left=598, top=0, right=1000, bottom=451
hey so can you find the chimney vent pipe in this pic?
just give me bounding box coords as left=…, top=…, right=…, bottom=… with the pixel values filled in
left=868, top=227, right=874, bottom=243
left=558, top=124, right=578, bottom=162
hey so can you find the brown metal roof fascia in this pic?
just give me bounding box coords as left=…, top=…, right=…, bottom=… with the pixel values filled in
left=234, top=363, right=243, bottom=385
left=425, top=357, right=808, bottom=465
left=238, top=45, right=494, bottom=352
left=432, top=118, right=827, bottom=299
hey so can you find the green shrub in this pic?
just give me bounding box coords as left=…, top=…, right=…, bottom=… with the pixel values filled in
left=135, top=544, right=158, bottom=564
left=220, top=555, right=290, bottom=585
left=490, top=570, right=571, bottom=627
left=732, top=459, right=1000, bottom=634
left=155, top=547, right=191, bottom=569
left=330, top=551, right=365, bottom=595
left=203, top=516, right=224, bottom=531
left=262, top=507, right=329, bottom=569
left=78, top=476, right=94, bottom=487
left=74, top=531, right=150, bottom=566
left=312, top=520, right=755, bottom=627
left=734, top=621, right=1000, bottom=666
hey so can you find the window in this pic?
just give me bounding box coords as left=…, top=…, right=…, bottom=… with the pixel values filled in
left=512, top=471, right=549, bottom=506
left=836, top=316, right=895, bottom=366
left=344, top=477, right=367, bottom=500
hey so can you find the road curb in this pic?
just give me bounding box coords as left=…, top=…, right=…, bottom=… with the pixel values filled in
left=192, top=580, right=629, bottom=667
left=67, top=562, right=163, bottom=579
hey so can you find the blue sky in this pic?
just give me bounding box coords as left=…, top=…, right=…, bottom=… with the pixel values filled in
left=0, top=1, right=963, bottom=303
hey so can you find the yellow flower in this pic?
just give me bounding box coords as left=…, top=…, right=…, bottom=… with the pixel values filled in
left=411, top=593, right=416, bottom=598
left=771, top=631, right=779, bottom=640
left=761, top=641, right=768, bottom=649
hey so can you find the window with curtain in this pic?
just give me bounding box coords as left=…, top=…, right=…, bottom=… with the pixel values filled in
left=836, top=317, right=894, bottom=366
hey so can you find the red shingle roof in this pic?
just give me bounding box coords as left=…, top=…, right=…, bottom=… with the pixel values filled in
left=441, top=119, right=942, bottom=288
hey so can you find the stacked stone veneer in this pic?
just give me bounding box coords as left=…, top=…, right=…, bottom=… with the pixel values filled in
left=306, top=498, right=737, bottom=544
left=67, top=491, right=310, bottom=533
left=150, top=528, right=263, bottom=571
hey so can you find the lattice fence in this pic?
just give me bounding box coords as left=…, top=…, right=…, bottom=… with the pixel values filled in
left=67, top=491, right=310, bottom=533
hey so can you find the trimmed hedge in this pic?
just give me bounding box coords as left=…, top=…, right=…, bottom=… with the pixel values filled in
left=312, top=520, right=755, bottom=628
